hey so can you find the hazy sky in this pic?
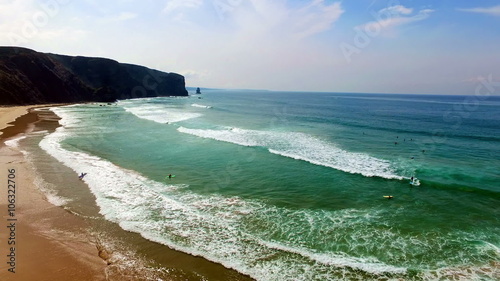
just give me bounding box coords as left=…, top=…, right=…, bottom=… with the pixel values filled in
left=1, top=0, right=499, bottom=94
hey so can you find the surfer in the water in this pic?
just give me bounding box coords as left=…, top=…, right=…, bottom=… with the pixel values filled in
left=78, top=172, right=87, bottom=180
left=168, top=174, right=172, bottom=179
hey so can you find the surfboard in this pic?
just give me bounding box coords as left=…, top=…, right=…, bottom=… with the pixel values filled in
left=383, top=196, right=393, bottom=199
left=165, top=175, right=176, bottom=179
left=409, top=178, right=420, bottom=186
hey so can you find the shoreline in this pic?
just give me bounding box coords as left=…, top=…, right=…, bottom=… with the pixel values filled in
left=0, top=105, right=107, bottom=281
left=0, top=106, right=37, bottom=138
left=0, top=104, right=254, bottom=281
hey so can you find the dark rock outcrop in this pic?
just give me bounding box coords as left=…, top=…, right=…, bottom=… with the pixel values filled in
left=0, top=47, right=188, bottom=105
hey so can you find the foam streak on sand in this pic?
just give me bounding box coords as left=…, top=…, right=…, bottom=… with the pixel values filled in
left=177, top=126, right=403, bottom=180
left=4, top=135, right=26, bottom=148
left=3, top=134, right=71, bottom=207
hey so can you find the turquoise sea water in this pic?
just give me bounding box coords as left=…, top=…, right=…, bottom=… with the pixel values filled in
left=40, top=91, right=499, bottom=280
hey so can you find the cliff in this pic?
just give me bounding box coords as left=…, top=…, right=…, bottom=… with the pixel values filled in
left=0, top=47, right=188, bottom=105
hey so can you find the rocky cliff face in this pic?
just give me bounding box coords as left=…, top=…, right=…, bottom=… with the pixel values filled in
left=0, top=47, right=188, bottom=105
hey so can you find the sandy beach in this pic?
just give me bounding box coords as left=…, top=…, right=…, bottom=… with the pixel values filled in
left=0, top=106, right=107, bottom=281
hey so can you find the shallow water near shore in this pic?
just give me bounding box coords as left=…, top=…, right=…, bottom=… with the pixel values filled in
left=21, top=92, right=500, bottom=280
left=14, top=108, right=252, bottom=281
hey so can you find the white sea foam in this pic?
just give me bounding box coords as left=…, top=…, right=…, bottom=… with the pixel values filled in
left=37, top=95, right=500, bottom=281
left=40, top=109, right=411, bottom=280
left=41, top=107, right=495, bottom=281
left=259, top=240, right=407, bottom=274
left=51, top=106, right=83, bottom=127
left=191, top=103, right=212, bottom=109
left=177, top=127, right=403, bottom=180
left=33, top=176, right=71, bottom=207
left=118, top=102, right=202, bottom=124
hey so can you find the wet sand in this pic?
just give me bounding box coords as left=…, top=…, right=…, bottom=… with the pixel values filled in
left=0, top=106, right=36, bottom=137
left=0, top=106, right=107, bottom=281
left=0, top=105, right=254, bottom=281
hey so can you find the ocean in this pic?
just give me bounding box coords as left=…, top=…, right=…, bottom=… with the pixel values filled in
left=20, top=91, right=500, bottom=280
